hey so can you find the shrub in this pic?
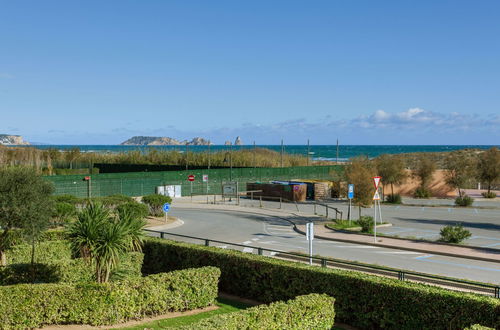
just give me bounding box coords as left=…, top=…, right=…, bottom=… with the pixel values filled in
left=116, top=201, right=149, bottom=221
left=464, top=325, right=494, bottom=330
left=142, top=194, right=172, bottom=216
left=439, top=224, right=472, bottom=243
left=0, top=267, right=220, bottom=328
left=52, top=202, right=77, bottom=223
left=52, top=194, right=82, bottom=205
left=455, top=195, right=474, bottom=207
left=357, top=216, right=374, bottom=233
left=385, top=194, right=402, bottom=204
left=414, top=187, right=431, bottom=198
left=482, top=192, right=497, bottom=199
left=181, top=294, right=335, bottom=329
left=142, top=239, right=500, bottom=329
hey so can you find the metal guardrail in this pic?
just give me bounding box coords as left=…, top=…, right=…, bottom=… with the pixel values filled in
left=311, top=202, right=343, bottom=220
left=144, top=228, right=500, bottom=299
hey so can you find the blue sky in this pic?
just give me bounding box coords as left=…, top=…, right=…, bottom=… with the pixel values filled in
left=1, top=1, right=499, bottom=145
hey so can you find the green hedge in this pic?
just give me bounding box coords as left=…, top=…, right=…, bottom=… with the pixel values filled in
left=179, top=294, right=335, bottom=329
left=3, top=229, right=67, bottom=247
left=0, top=266, right=220, bottom=328
left=3, top=240, right=143, bottom=285
left=142, top=239, right=500, bottom=329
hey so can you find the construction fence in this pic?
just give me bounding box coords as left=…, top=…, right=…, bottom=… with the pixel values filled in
left=44, top=165, right=343, bottom=198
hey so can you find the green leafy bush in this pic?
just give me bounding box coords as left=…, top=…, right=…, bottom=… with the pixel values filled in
left=455, top=195, right=474, bottom=207
left=52, top=202, right=77, bottom=223
left=116, top=201, right=149, bottom=220
left=414, top=187, right=431, bottom=198
left=52, top=194, right=82, bottom=205
left=1, top=229, right=67, bottom=247
left=481, top=192, right=497, bottom=199
left=142, top=194, right=172, bottom=216
left=180, top=294, right=335, bottom=329
left=385, top=194, right=402, bottom=204
left=357, top=216, right=374, bottom=233
left=464, top=325, right=494, bottom=330
left=142, top=238, right=500, bottom=329
left=439, top=224, right=472, bottom=243
left=0, top=267, right=220, bottom=328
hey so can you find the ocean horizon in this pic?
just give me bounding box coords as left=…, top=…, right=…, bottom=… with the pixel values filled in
left=15, top=144, right=500, bottom=162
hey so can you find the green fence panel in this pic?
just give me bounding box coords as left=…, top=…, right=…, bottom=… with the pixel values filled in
left=44, top=165, right=343, bottom=198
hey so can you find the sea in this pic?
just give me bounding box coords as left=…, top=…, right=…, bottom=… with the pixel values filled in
left=23, top=145, right=500, bottom=162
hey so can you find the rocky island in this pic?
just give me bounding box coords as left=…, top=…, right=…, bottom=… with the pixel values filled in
left=0, top=134, right=30, bottom=145
left=120, top=136, right=212, bottom=146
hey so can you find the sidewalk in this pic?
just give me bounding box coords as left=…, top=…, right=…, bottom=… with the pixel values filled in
left=172, top=197, right=500, bottom=264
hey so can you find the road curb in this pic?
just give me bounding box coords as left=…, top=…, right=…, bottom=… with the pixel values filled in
left=293, top=225, right=500, bottom=264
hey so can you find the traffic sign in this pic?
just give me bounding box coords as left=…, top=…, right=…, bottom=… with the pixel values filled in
left=348, top=184, right=354, bottom=199
left=188, top=175, right=195, bottom=182
left=373, top=190, right=381, bottom=200
left=372, top=176, right=381, bottom=189
left=306, top=222, right=314, bottom=241
left=202, top=174, right=208, bottom=182
left=162, top=203, right=170, bottom=212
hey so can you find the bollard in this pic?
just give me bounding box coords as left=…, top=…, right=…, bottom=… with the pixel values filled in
left=326, top=206, right=329, bottom=219
left=279, top=197, right=282, bottom=209
left=260, top=195, right=262, bottom=208
left=314, top=204, right=317, bottom=215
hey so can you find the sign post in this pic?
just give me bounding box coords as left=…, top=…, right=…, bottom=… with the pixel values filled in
left=347, top=184, right=354, bottom=223
left=188, top=175, right=195, bottom=197
left=162, top=203, right=170, bottom=223
left=306, top=222, right=314, bottom=265
left=372, top=176, right=382, bottom=242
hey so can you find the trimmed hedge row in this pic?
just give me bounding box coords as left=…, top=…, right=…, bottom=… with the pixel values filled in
left=142, top=238, right=500, bottom=330
left=0, top=266, right=220, bottom=328
left=2, top=228, right=67, bottom=247
left=179, top=294, right=335, bottom=329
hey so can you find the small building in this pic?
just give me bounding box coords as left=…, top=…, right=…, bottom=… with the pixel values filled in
left=246, top=182, right=307, bottom=202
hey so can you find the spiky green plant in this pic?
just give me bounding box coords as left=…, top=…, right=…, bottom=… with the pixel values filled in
left=67, top=203, right=146, bottom=283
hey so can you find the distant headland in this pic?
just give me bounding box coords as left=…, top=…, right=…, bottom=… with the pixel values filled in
left=120, top=136, right=212, bottom=146
left=0, top=134, right=30, bottom=146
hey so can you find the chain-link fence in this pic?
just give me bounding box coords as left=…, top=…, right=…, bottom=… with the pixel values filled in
left=45, top=165, right=343, bottom=198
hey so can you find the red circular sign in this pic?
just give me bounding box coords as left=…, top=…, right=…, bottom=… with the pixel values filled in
left=188, top=175, right=195, bottom=182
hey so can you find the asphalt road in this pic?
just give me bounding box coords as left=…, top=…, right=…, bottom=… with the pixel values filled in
left=219, top=198, right=500, bottom=249
left=160, top=208, right=500, bottom=285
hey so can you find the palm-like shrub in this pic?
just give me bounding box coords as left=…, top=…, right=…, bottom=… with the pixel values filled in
left=66, top=203, right=146, bottom=283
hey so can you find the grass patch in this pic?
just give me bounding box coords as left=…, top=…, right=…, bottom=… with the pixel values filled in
left=120, top=297, right=251, bottom=329
left=326, top=220, right=361, bottom=230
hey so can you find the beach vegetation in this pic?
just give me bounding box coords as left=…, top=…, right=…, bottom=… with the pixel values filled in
left=412, top=154, right=436, bottom=198
left=455, top=195, right=474, bottom=207
left=481, top=191, right=497, bottom=198
left=385, top=193, right=402, bottom=204
left=444, top=150, right=477, bottom=198
left=439, top=224, right=472, bottom=243
left=344, top=156, right=375, bottom=211
left=477, top=147, right=500, bottom=196
left=376, top=154, right=407, bottom=200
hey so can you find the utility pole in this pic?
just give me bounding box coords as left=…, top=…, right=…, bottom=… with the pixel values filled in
left=307, top=139, right=310, bottom=166
left=253, top=141, right=256, bottom=169
left=336, top=138, right=339, bottom=164
left=185, top=143, right=189, bottom=171
left=280, top=139, right=284, bottom=168
left=207, top=142, right=211, bottom=170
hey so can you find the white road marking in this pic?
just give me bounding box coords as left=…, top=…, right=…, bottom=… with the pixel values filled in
left=242, top=241, right=252, bottom=245
left=242, top=247, right=253, bottom=253
left=377, top=251, right=422, bottom=255
left=336, top=245, right=379, bottom=249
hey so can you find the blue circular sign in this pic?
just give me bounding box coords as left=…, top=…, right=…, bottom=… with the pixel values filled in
left=162, top=203, right=170, bottom=212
